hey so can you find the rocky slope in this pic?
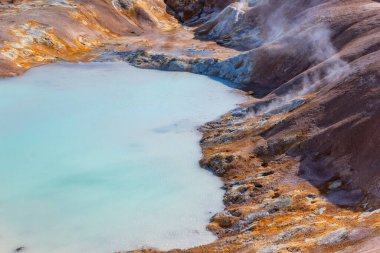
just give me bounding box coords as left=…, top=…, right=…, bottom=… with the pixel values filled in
left=1, top=0, right=380, bottom=253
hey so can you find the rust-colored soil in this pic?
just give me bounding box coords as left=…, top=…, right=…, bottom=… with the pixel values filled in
left=1, top=1, right=380, bottom=253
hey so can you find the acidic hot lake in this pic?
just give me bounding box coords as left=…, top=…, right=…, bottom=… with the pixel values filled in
left=0, top=63, right=245, bottom=253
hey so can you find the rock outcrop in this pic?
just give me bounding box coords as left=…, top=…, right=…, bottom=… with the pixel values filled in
left=1, top=0, right=380, bottom=252
left=164, top=0, right=233, bottom=23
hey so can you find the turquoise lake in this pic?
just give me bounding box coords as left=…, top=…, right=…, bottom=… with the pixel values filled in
left=0, top=63, right=244, bottom=253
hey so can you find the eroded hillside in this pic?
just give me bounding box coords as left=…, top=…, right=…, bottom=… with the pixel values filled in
left=1, top=0, right=380, bottom=253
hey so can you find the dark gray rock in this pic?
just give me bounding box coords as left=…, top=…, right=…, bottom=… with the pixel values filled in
left=274, top=225, right=314, bottom=242
left=326, top=189, right=364, bottom=207
left=316, top=228, right=350, bottom=245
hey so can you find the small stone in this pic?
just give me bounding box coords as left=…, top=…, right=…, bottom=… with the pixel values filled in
left=225, top=155, right=235, bottom=163
left=316, top=228, right=349, bottom=245
left=314, top=207, right=327, bottom=215
left=243, top=225, right=256, bottom=232
left=224, top=185, right=250, bottom=204
left=167, top=59, right=190, bottom=71
left=359, top=208, right=380, bottom=219
left=206, top=153, right=235, bottom=176
left=264, top=195, right=293, bottom=210
left=15, top=247, right=25, bottom=252
left=237, top=211, right=270, bottom=228
left=286, top=246, right=302, bottom=253
left=274, top=225, right=314, bottom=242
left=257, top=245, right=284, bottom=253
left=306, top=194, right=318, bottom=201
left=230, top=107, right=248, bottom=117
left=258, top=171, right=274, bottom=177
left=328, top=180, right=342, bottom=190
left=210, top=211, right=238, bottom=228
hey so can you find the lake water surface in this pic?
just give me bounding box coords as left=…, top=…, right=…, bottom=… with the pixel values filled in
left=0, top=63, right=244, bottom=253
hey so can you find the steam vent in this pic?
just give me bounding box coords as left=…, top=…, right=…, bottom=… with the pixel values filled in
left=0, top=0, right=380, bottom=253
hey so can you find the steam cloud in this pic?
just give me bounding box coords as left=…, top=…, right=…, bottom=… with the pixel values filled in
left=239, top=0, right=351, bottom=116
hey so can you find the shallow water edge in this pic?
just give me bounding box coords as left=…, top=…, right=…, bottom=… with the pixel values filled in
left=0, top=62, right=246, bottom=253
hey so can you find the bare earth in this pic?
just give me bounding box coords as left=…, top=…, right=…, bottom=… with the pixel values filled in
left=1, top=1, right=380, bottom=253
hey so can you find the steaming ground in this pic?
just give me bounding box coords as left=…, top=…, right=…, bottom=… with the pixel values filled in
left=0, top=0, right=380, bottom=252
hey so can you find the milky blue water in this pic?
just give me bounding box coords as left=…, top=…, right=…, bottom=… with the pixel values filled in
left=0, top=63, right=244, bottom=253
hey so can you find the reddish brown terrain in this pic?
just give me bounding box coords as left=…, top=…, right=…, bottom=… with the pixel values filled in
left=1, top=0, right=380, bottom=252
